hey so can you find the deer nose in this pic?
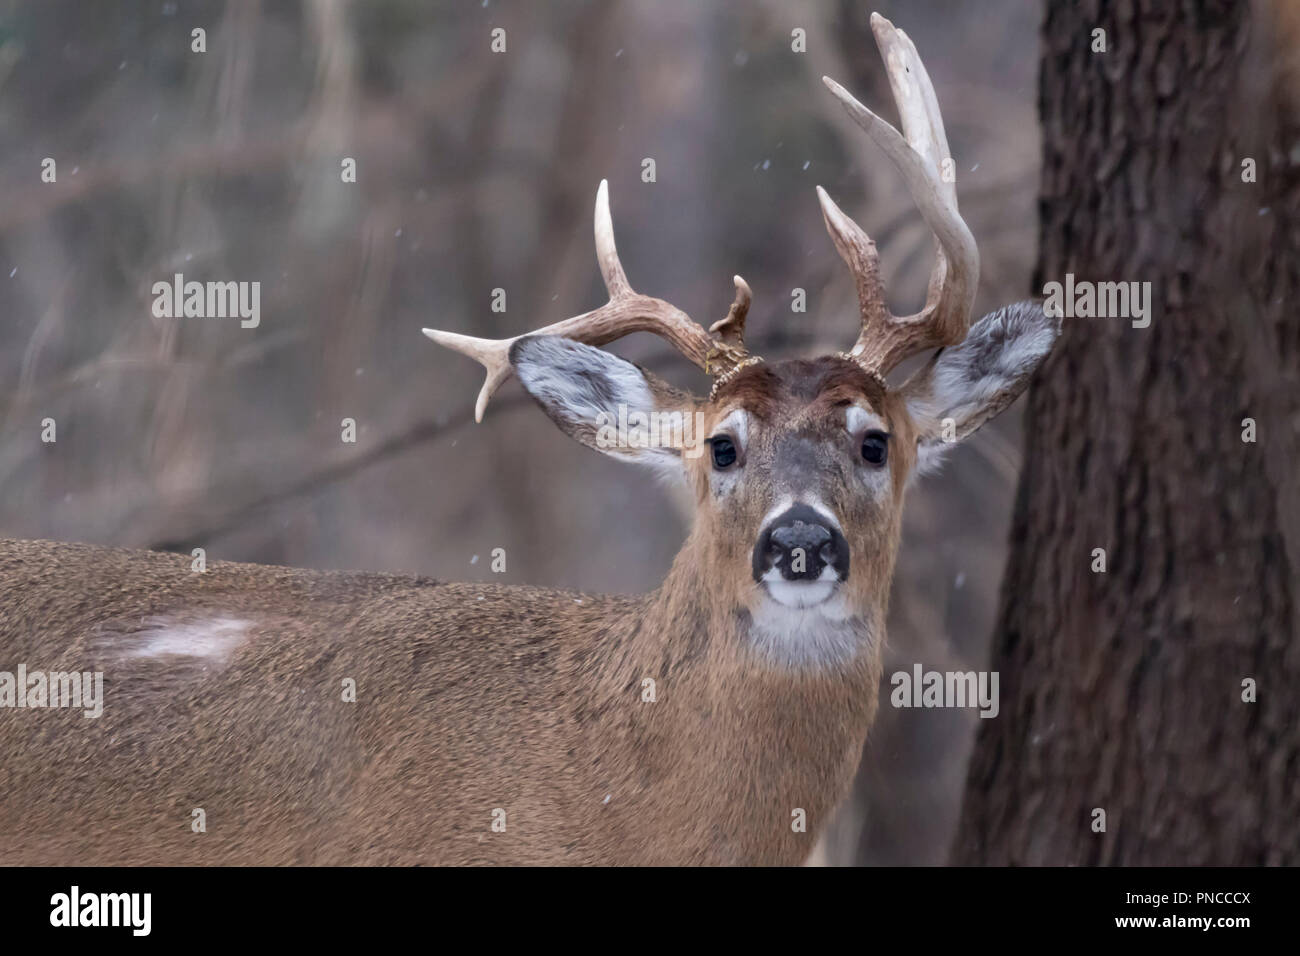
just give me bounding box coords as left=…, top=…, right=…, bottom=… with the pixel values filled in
left=752, top=504, right=850, bottom=584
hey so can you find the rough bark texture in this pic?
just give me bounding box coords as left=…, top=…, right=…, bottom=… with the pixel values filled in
left=954, top=0, right=1300, bottom=865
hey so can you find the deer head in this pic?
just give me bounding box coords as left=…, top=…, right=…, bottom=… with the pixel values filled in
left=424, top=13, right=1058, bottom=670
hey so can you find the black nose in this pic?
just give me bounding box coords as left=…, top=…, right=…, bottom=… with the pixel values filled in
left=752, top=504, right=850, bottom=583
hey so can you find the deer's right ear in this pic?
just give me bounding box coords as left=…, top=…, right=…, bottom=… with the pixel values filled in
left=898, top=301, right=1060, bottom=474
left=510, top=335, right=698, bottom=472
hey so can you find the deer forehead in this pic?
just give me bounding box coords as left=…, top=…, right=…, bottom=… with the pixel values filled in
left=709, top=356, right=890, bottom=434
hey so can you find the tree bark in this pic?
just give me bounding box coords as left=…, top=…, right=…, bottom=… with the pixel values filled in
left=954, top=0, right=1300, bottom=865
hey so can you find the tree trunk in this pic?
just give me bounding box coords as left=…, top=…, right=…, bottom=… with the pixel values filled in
left=954, top=0, right=1300, bottom=865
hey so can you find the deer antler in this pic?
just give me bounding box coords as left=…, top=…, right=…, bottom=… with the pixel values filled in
left=818, top=12, right=980, bottom=379
left=423, top=180, right=752, bottom=421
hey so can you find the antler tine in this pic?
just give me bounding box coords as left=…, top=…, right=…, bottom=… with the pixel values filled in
left=419, top=327, right=514, bottom=423
left=708, top=275, right=752, bottom=349
left=818, top=12, right=980, bottom=377
left=423, top=180, right=751, bottom=421
left=593, top=178, right=632, bottom=299
left=815, top=185, right=889, bottom=332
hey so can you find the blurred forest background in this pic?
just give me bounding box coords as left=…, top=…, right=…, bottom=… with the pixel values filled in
left=0, top=0, right=1041, bottom=865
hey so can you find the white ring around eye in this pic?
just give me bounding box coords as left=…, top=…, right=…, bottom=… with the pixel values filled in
left=710, top=408, right=750, bottom=456
left=844, top=404, right=885, bottom=439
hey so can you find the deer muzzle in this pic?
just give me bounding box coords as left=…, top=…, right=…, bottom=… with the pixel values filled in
left=752, top=503, right=851, bottom=589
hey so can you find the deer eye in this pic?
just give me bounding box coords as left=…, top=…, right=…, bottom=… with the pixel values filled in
left=861, top=430, right=889, bottom=467
left=710, top=436, right=738, bottom=469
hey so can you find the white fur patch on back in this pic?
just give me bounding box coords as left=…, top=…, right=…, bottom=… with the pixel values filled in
left=114, top=615, right=251, bottom=663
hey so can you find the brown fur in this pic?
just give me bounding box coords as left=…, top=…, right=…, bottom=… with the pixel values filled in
left=0, top=356, right=916, bottom=866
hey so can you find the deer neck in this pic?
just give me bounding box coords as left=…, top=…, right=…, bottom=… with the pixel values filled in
left=573, top=532, right=881, bottom=860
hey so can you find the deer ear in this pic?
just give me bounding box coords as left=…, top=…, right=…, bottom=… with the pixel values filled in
left=510, top=335, right=700, bottom=472
left=898, top=301, right=1060, bottom=474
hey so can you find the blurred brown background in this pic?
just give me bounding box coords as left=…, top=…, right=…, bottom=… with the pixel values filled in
left=0, top=0, right=1041, bottom=865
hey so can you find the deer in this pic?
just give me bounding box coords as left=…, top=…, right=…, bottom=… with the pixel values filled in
left=0, top=14, right=1057, bottom=865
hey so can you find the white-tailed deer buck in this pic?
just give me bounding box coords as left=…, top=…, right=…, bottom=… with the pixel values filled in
left=1, top=14, right=1056, bottom=865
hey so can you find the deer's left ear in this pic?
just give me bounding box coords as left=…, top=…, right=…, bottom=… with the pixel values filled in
left=898, top=301, right=1060, bottom=474
left=510, top=335, right=700, bottom=475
